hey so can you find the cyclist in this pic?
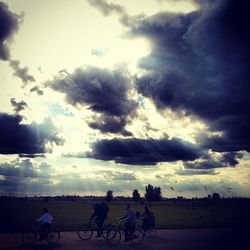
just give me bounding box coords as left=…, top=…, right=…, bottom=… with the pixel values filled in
left=118, top=204, right=137, bottom=242
left=141, top=206, right=155, bottom=232
left=90, top=201, right=109, bottom=237
left=36, top=208, right=53, bottom=241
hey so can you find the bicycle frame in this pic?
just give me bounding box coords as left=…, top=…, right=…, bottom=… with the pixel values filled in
left=77, top=217, right=114, bottom=241
left=87, top=217, right=110, bottom=232
left=114, top=218, right=145, bottom=244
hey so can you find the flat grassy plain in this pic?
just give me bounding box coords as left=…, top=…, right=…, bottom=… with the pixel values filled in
left=1, top=199, right=250, bottom=233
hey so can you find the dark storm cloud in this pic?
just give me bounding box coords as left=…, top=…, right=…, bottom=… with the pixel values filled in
left=0, top=160, right=53, bottom=194
left=184, top=151, right=243, bottom=169
left=0, top=113, right=63, bottom=155
left=10, top=98, right=27, bottom=114
left=0, top=160, right=36, bottom=178
left=0, top=159, right=52, bottom=178
left=89, top=115, right=133, bottom=136
left=87, top=0, right=125, bottom=16
left=48, top=66, right=137, bottom=135
left=30, top=85, right=44, bottom=95
left=185, top=160, right=222, bottom=169
left=53, top=67, right=136, bottom=117
left=125, top=0, right=250, bottom=154
left=176, top=169, right=217, bottom=175
left=9, top=60, right=35, bottom=84
left=89, top=138, right=203, bottom=165
left=0, top=176, right=53, bottom=194
left=221, top=152, right=243, bottom=166
left=0, top=2, right=21, bottom=60
left=87, top=0, right=143, bottom=27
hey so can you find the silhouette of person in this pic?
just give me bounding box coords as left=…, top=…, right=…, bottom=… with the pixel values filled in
left=36, top=208, right=53, bottom=241
left=141, top=206, right=155, bottom=232
left=118, top=204, right=137, bottom=242
left=90, top=201, right=109, bottom=237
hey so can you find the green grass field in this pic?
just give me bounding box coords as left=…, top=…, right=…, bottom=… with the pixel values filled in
left=1, top=199, right=249, bottom=233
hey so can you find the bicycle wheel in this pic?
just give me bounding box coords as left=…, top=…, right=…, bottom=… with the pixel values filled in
left=131, top=228, right=144, bottom=245
left=101, top=224, right=116, bottom=240
left=22, top=231, right=37, bottom=246
left=106, top=229, right=121, bottom=245
left=77, top=224, right=93, bottom=240
left=147, top=227, right=157, bottom=237
left=46, top=229, right=60, bottom=245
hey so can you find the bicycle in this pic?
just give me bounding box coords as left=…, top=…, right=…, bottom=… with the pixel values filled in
left=140, top=224, right=157, bottom=237
left=106, top=219, right=145, bottom=245
left=136, top=211, right=157, bottom=237
left=77, top=217, right=115, bottom=241
left=22, top=223, right=60, bottom=246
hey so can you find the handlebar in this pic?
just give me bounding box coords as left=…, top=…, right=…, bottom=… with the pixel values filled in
left=116, top=218, right=123, bottom=229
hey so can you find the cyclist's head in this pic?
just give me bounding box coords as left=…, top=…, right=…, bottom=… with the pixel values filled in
left=43, top=208, right=48, bottom=214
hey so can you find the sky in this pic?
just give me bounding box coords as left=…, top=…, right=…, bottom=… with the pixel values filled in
left=0, top=0, right=250, bottom=198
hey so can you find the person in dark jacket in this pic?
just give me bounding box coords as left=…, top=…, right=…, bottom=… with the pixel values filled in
left=90, top=201, right=109, bottom=237
left=141, top=206, right=155, bottom=232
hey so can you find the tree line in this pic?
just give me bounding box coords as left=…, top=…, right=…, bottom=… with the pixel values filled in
left=105, top=184, right=162, bottom=202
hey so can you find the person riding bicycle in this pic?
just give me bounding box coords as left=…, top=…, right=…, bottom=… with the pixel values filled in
left=90, top=201, right=109, bottom=237
left=118, top=204, right=137, bottom=242
left=141, top=206, right=155, bottom=232
left=135, top=211, right=142, bottom=229
left=36, top=208, right=53, bottom=241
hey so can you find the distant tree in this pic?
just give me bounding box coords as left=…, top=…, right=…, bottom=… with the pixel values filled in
left=132, top=189, right=141, bottom=202
left=154, top=186, right=162, bottom=201
left=145, top=184, right=162, bottom=201
left=105, top=190, right=114, bottom=202
left=212, top=192, right=221, bottom=200
left=145, top=184, right=154, bottom=201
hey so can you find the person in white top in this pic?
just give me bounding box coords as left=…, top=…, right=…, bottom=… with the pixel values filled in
left=118, top=204, right=137, bottom=242
left=36, top=208, right=53, bottom=240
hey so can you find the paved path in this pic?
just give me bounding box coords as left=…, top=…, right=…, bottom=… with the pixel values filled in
left=0, top=228, right=248, bottom=250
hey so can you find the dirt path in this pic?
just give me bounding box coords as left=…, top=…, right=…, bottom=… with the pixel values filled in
left=0, top=228, right=247, bottom=250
